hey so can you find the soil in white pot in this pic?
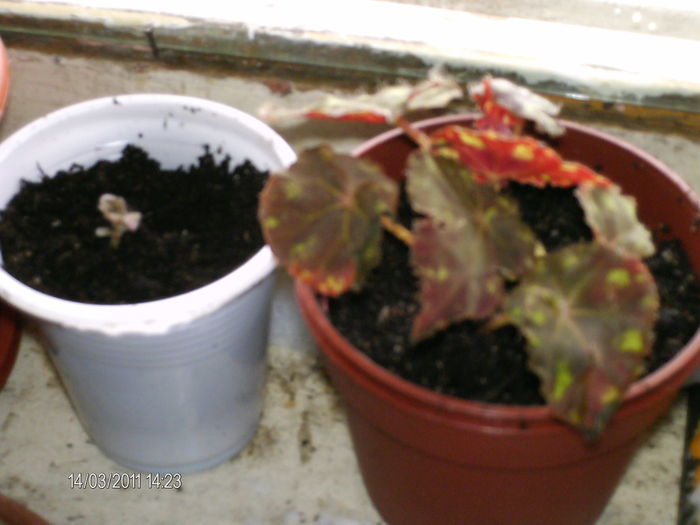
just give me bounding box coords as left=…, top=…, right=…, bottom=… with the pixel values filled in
left=0, top=145, right=267, bottom=304
left=328, top=183, right=700, bottom=405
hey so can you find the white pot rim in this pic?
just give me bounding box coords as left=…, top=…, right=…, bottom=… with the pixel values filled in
left=0, top=94, right=295, bottom=336
left=0, top=248, right=278, bottom=336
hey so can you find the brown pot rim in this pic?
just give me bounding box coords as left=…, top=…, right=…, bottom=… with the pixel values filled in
left=296, top=114, right=700, bottom=426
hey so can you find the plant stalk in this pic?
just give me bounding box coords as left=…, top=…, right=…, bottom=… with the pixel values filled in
left=381, top=215, right=414, bottom=246
left=396, top=117, right=432, bottom=151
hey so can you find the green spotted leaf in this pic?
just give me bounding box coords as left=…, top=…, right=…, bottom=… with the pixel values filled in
left=406, top=151, right=542, bottom=340
left=575, top=182, right=655, bottom=258
left=258, top=145, right=398, bottom=296
left=504, top=242, right=659, bottom=439
left=410, top=219, right=504, bottom=341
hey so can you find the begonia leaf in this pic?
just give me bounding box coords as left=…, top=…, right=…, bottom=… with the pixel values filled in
left=410, top=219, right=504, bottom=340
left=259, top=145, right=398, bottom=296
left=406, top=151, right=541, bottom=340
left=259, top=68, right=462, bottom=125
left=430, top=125, right=610, bottom=188
left=575, top=182, right=655, bottom=258
left=505, top=242, right=659, bottom=438
left=469, top=76, right=564, bottom=137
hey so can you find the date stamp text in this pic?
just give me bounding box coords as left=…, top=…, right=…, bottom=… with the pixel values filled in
left=68, top=472, right=182, bottom=490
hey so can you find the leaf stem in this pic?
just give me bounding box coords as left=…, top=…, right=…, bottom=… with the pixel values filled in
left=396, top=117, right=432, bottom=151
left=483, top=312, right=510, bottom=331
left=381, top=215, right=414, bottom=246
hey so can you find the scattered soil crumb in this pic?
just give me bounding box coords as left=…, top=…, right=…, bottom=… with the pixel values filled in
left=298, top=410, right=315, bottom=464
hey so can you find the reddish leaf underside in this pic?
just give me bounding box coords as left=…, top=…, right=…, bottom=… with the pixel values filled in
left=304, top=111, right=388, bottom=124
left=258, top=145, right=399, bottom=296
left=430, top=125, right=611, bottom=188
left=406, top=151, right=541, bottom=340
left=504, top=242, right=659, bottom=439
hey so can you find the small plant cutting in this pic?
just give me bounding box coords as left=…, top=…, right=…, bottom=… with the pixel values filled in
left=258, top=73, right=661, bottom=439
left=95, top=193, right=142, bottom=248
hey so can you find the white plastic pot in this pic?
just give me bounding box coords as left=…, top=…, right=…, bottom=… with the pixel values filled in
left=0, top=95, right=296, bottom=473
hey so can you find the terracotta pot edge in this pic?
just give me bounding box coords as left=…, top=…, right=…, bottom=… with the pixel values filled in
left=0, top=492, right=50, bottom=525
left=0, top=303, right=21, bottom=391
left=0, top=39, right=9, bottom=120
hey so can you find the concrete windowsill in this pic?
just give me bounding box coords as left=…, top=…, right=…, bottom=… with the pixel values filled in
left=1, top=4, right=699, bottom=521
left=1, top=0, right=700, bottom=116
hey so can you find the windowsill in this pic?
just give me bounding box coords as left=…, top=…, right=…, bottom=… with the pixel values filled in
left=1, top=0, right=700, bottom=116
left=1, top=17, right=700, bottom=525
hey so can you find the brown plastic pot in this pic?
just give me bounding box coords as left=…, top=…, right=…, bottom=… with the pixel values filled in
left=0, top=37, right=9, bottom=120
left=296, top=115, right=700, bottom=525
left=0, top=303, right=20, bottom=391
left=0, top=492, right=50, bottom=525
left=0, top=36, right=20, bottom=392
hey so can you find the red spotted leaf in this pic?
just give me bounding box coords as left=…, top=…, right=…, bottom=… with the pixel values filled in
left=406, top=152, right=542, bottom=340
left=430, top=125, right=610, bottom=188
left=576, top=182, right=655, bottom=258
left=258, top=145, right=398, bottom=296
left=504, top=243, right=659, bottom=438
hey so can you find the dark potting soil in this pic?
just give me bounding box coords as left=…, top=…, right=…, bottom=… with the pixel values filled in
left=328, top=183, right=700, bottom=405
left=0, top=145, right=267, bottom=304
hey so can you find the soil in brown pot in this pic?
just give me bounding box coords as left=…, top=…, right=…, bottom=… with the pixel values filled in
left=0, top=144, right=267, bottom=304
left=329, top=183, right=700, bottom=405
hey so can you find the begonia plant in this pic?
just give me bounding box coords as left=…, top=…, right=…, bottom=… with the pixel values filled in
left=258, top=73, right=659, bottom=439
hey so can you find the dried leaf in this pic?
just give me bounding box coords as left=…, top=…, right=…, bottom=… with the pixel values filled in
left=406, top=152, right=541, bottom=340
left=505, top=242, right=659, bottom=438
left=259, top=145, right=399, bottom=296
left=430, top=125, right=610, bottom=188
left=404, top=67, right=464, bottom=112
left=98, top=193, right=142, bottom=232
left=259, top=68, right=462, bottom=125
left=96, top=193, right=142, bottom=248
left=469, top=76, right=564, bottom=137
left=576, top=182, right=655, bottom=258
